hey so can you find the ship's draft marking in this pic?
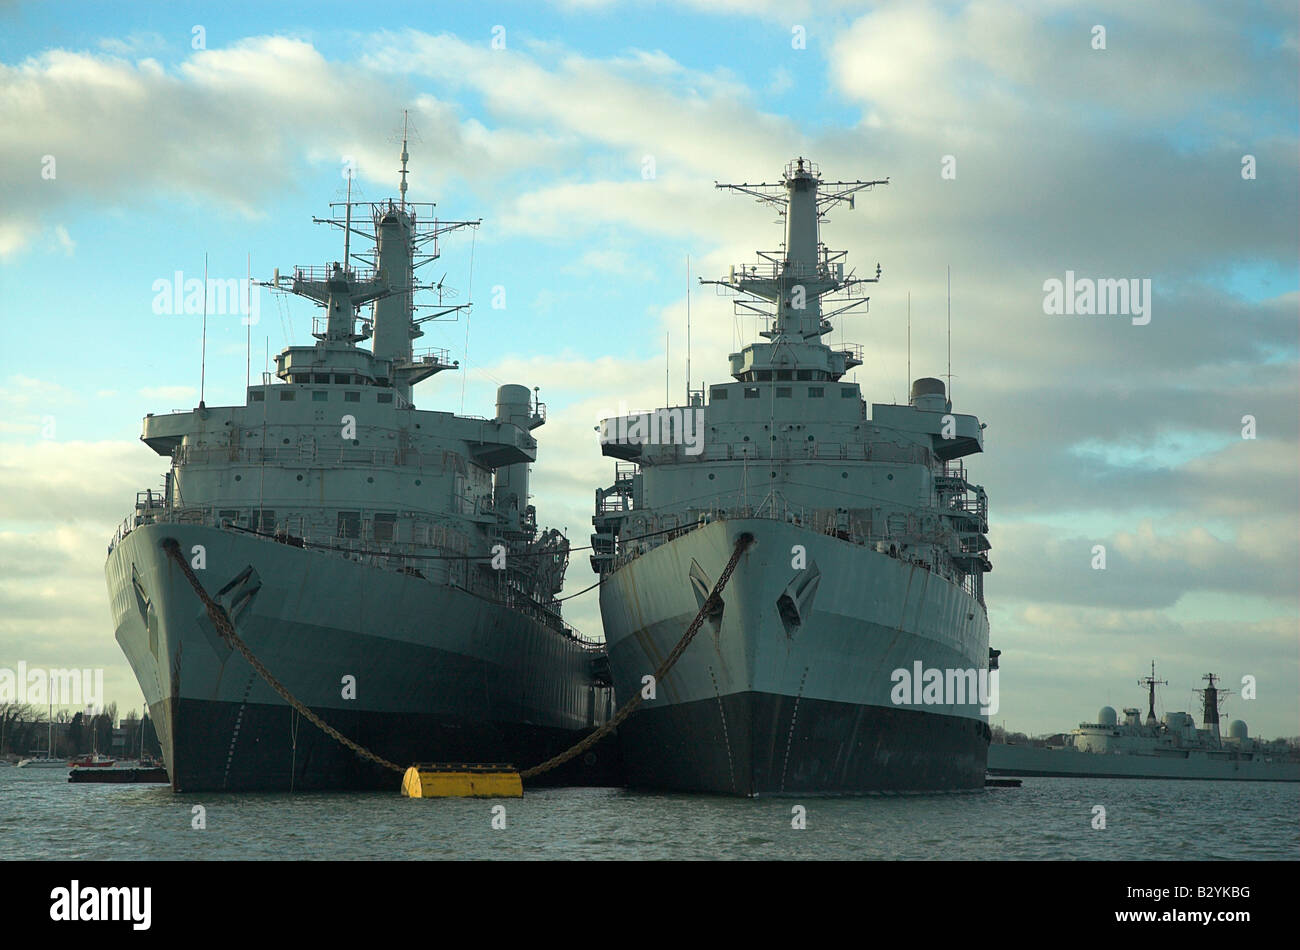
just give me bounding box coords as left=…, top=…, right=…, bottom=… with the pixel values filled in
left=779, top=667, right=809, bottom=792
left=708, top=665, right=737, bottom=794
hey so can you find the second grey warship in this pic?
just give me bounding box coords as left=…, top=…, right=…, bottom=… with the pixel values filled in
left=591, top=158, right=994, bottom=795
left=988, top=667, right=1300, bottom=781
left=105, top=132, right=613, bottom=792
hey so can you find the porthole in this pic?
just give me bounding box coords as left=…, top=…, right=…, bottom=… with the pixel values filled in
left=841, top=472, right=848, bottom=479
left=352, top=439, right=360, bottom=446
left=415, top=479, right=422, bottom=486
left=234, top=474, right=242, bottom=481
left=887, top=473, right=894, bottom=480
left=296, top=474, right=303, bottom=481
left=708, top=473, right=715, bottom=480
left=367, top=476, right=374, bottom=483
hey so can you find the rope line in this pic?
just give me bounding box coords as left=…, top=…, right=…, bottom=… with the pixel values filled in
left=161, top=531, right=755, bottom=785
left=161, top=538, right=406, bottom=774
left=519, top=532, right=753, bottom=780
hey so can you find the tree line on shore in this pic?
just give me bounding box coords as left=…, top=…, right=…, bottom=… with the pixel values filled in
left=0, top=701, right=160, bottom=759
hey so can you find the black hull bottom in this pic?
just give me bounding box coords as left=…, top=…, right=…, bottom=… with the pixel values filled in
left=618, top=691, right=990, bottom=795
left=157, top=697, right=624, bottom=792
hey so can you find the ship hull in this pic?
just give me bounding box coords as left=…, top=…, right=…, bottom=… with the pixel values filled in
left=600, top=518, right=991, bottom=795
left=106, top=524, right=617, bottom=792
left=987, top=743, right=1300, bottom=782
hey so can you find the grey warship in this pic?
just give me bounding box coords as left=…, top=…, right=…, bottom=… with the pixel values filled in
left=105, top=133, right=613, bottom=792
left=591, top=158, right=994, bottom=795
left=988, top=667, right=1300, bottom=781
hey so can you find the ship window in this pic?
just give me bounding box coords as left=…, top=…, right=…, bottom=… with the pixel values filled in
left=337, top=511, right=361, bottom=539
left=743, top=387, right=760, bottom=399
left=809, top=387, right=825, bottom=398
left=312, top=391, right=328, bottom=402
left=218, top=510, right=240, bottom=527
left=314, top=374, right=330, bottom=384
left=777, top=370, right=792, bottom=381
left=279, top=390, right=295, bottom=401
left=710, top=388, right=727, bottom=400
left=797, top=370, right=812, bottom=381
left=255, top=509, right=275, bottom=532
left=776, top=387, right=792, bottom=398
left=334, top=374, right=350, bottom=384
left=377, top=393, right=393, bottom=403
left=250, top=391, right=264, bottom=402
left=757, top=370, right=773, bottom=381
left=344, top=392, right=360, bottom=403
left=373, top=512, right=396, bottom=542
left=842, top=388, right=856, bottom=398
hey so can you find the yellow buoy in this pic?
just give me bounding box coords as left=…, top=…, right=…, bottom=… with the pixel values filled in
left=401, top=763, right=523, bottom=798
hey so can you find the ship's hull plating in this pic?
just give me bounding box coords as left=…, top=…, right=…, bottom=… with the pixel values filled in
left=106, top=524, right=617, bottom=792
left=600, top=519, right=991, bottom=795
left=987, top=743, right=1300, bottom=782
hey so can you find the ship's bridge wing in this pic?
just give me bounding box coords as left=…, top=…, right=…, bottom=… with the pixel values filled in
left=141, top=410, right=195, bottom=456
left=871, top=404, right=983, bottom=460
left=456, top=417, right=537, bottom=468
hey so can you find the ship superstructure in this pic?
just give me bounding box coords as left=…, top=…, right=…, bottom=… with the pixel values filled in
left=590, top=158, right=994, bottom=794
left=105, top=130, right=613, bottom=792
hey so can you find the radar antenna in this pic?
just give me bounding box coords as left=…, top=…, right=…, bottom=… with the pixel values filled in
left=1138, top=661, right=1168, bottom=725
left=1195, top=673, right=1233, bottom=744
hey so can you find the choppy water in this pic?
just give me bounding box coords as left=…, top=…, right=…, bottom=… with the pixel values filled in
left=1, top=766, right=1295, bottom=860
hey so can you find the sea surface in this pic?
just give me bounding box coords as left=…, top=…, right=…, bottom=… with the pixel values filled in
left=2, top=766, right=1296, bottom=860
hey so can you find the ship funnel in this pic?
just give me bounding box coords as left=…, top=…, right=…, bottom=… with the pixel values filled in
left=372, top=207, right=415, bottom=378
left=910, top=377, right=947, bottom=412
left=494, top=384, right=534, bottom=530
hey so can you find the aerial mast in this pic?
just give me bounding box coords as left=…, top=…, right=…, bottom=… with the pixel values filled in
left=1196, top=673, right=1231, bottom=743
left=399, top=109, right=409, bottom=212
left=1138, top=661, right=1167, bottom=726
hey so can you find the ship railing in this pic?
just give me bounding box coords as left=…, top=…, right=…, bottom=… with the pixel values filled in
left=174, top=444, right=443, bottom=469
left=646, top=440, right=930, bottom=465
left=291, top=264, right=380, bottom=285
left=836, top=343, right=864, bottom=365
left=725, top=260, right=840, bottom=283
left=106, top=499, right=606, bottom=648
left=400, top=346, right=453, bottom=367
left=608, top=505, right=983, bottom=590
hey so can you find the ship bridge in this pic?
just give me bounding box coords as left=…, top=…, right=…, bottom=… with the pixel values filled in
left=593, top=158, right=990, bottom=602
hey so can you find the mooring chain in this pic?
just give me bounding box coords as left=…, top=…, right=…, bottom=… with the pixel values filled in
left=520, top=532, right=754, bottom=780
left=161, top=538, right=406, bottom=774
left=162, top=532, right=753, bottom=785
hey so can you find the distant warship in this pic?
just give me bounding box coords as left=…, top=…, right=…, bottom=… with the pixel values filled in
left=988, top=666, right=1300, bottom=781
left=591, top=158, right=994, bottom=794
left=105, top=127, right=613, bottom=792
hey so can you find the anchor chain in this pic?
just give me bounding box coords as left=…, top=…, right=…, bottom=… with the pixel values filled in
left=161, top=538, right=405, bottom=774
left=520, top=532, right=753, bottom=780
left=162, top=531, right=755, bottom=785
